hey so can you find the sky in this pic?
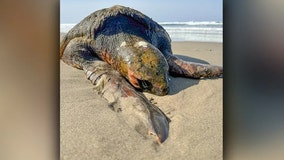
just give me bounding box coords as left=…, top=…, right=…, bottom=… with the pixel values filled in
left=60, top=0, right=222, bottom=23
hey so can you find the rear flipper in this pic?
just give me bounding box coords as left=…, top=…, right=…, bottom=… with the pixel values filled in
left=84, top=60, right=170, bottom=143
left=167, top=55, right=223, bottom=78
left=61, top=37, right=97, bottom=69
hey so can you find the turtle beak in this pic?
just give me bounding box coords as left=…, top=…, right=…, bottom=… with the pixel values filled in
left=152, top=85, right=169, bottom=96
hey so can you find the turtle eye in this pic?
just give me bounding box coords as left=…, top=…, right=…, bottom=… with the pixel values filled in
left=137, top=79, right=152, bottom=90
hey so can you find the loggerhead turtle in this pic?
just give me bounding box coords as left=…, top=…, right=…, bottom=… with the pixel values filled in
left=60, top=5, right=222, bottom=143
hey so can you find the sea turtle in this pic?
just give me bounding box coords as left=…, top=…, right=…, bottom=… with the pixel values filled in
left=60, top=5, right=222, bottom=143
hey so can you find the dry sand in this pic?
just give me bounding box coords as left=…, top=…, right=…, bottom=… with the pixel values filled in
left=60, top=41, right=223, bottom=160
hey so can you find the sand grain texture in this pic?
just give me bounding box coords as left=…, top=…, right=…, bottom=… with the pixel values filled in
left=60, top=41, right=223, bottom=160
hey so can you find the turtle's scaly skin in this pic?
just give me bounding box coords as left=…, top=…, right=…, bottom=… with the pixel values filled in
left=60, top=5, right=222, bottom=143
left=84, top=60, right=170, bottom=143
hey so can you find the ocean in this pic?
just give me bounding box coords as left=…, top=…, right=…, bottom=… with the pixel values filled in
left=60, top=21, right=222, bottom=43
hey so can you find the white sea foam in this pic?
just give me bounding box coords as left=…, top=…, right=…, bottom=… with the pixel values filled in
left=160, top=21, right=222, bottom=42
left=159, top=21, right=222, bottom=25
left=60, top=21, right=223, bottom=42
left=60, top=23, right=76, bottom=33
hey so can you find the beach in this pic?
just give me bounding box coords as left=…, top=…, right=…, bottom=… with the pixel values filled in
left=60, top=41, right=223, bottom=160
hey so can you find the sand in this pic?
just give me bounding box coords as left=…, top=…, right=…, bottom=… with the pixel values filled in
left=60, top=41, right=223, bottom=160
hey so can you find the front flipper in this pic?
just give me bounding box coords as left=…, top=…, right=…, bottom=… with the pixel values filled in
left=167, top=55, right=223, bottom=78
left=85, top=61, right=170, bottom=143
left=146, top=102, right=170, bottom=143
left=60, top=36, right=170, bottom=143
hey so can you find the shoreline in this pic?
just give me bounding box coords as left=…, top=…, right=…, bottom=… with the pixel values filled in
left=60, top=32, right=222, bottom=44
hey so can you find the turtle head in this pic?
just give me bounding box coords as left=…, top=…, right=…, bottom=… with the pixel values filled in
left=121, top=41, right=169, bottom=96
